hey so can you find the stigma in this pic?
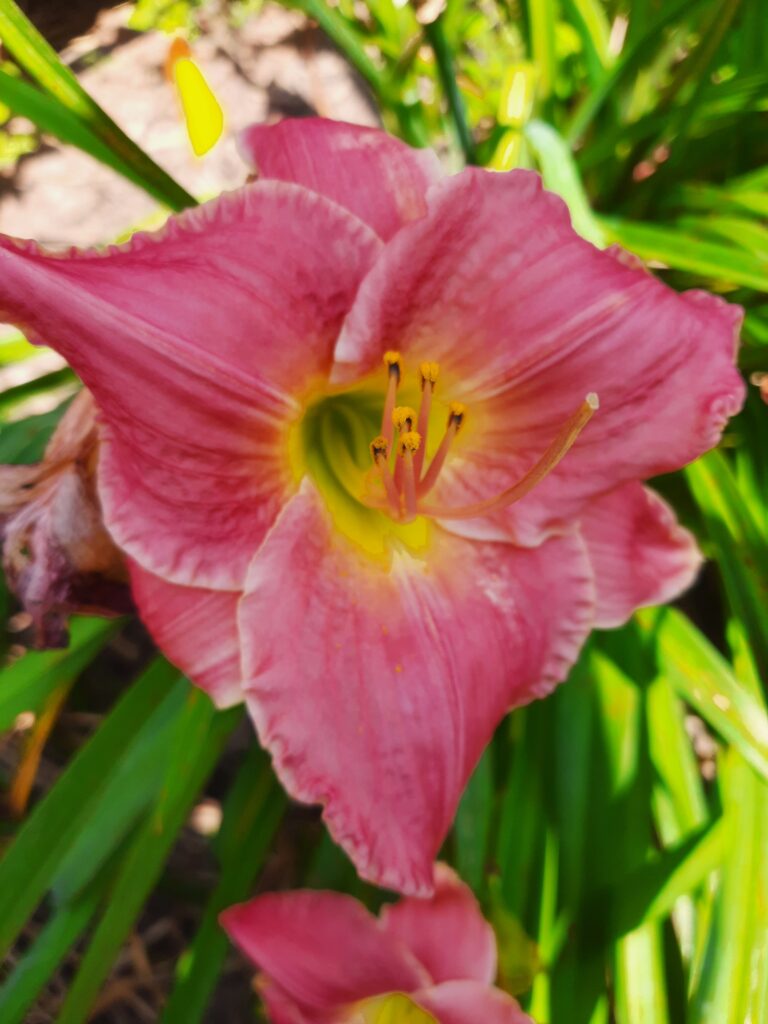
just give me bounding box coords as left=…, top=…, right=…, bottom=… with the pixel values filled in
left=368, top=352, right=598, bottom=524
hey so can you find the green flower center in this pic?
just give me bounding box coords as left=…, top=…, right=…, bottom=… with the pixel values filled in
left=293, top=387, right=430, bottom=560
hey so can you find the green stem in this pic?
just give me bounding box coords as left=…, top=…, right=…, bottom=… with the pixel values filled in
left=424, top=15, right=476, bottom=165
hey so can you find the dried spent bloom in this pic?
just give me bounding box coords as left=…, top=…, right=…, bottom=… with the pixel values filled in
left=0, top=390, right=130, bottom=646
left=0, top=118, right=744, bottom=893
left=221, top=863, right=534, bottom=1024
left=750, top=371, right=768, bottom=404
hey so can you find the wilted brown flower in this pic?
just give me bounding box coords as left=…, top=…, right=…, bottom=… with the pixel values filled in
left=0, top=390, right=131, bottom=647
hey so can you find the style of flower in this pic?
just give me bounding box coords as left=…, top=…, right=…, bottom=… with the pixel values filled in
left=0, top=389, right=130, bottom=645
left=0, top=118, right=744, bottom=894
left=221, top=863, right=534, bottom=1024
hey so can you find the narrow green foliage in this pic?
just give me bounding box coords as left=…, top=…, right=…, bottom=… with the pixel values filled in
left=0, top=0, right=194, bottom=209
left=55, top=697, right=242, bottom=1023
left=162, top=749, right=286, bottom=1023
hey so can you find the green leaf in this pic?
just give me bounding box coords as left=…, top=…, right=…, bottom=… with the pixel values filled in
left=526, top=0, right=557, bottom=101
left=638, top=608, right=768, bottom=781
left=0, top=657, right=180, bottom=959
left=161, top=748, right=286, bottom=1024
left=689, top=750, right=768, bottom=1023
left=0, top=0, right=194, bottom=210
left=524, top=119, right=606, bottom=246
left=56, top=696, right=242, bottom=1024
left=583, top=820, right=725, bottom=945
left=686, top=451, right=768, bottom=685
left=560, top=0, right=612, bottom=84
left=453, top=744, right=493, bottom=894
left=0, top=872, right=110, bottom=1024
left=0, top=617, right=119, bottom=732
left=50, top=675, right=192, bottom=901
left=567, top=0, right=708, bottom=143
left=599, top=217, right=768, bottom=290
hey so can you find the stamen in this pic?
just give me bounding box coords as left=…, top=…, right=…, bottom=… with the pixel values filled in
left=398, top=431, right=422, bottom=522
left=418, top=402, right=466, bottom=497
left=369, top=435, right=400, bottom=515
left=418, top=362, right=440, bottom=388
left=381, top=351, right=402, bottom=446
left=420, top=393, right=599, bottom=520
left=415, top=362, right=440, bottom=479
left=392, top=406, right=417, bottom=433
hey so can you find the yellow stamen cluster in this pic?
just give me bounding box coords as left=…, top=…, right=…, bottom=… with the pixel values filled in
left=418, top=361, right=440, bottom=388
left=392, top=406, right=417, bottom=433
left=398, top=431, right=422, bottom=455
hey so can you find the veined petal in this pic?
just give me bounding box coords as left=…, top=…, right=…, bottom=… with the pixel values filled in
left=380, top=864, right=496, bottom=985
left=414, top=981, right=534, bottom=1024
left=257, top=980, right=313, bottom=1024
left=0, top=183, right=381, bottom=588
left=128, top=561, right=242, bottom=707
left=239, top=482, right=594, bottom=896
left=579, top=482, right=702, bottom=629
left=239, top=119, right=442, bottom=241
left=220, top=890, right=428, bottom=1013
left=335, top=169, right=744, bottom=544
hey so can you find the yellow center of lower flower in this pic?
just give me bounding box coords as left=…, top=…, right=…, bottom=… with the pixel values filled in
left=293, top=353, right=598, bottom=559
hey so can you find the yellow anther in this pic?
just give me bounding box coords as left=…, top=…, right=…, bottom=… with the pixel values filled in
left=369, top=435, right=390, bottom=461
left=392, top=406, right=417, bottom=432
left=383, top=350, right=402, bottom=382
left=398, top=430, right=422, bottom=455
left=447, top=401, right=466, bottom=429
left=418, top=361, right=440, bottom=388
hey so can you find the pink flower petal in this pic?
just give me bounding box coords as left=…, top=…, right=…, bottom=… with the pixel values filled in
left=239, top=118, right=442, bottom=240
left=380, top=863, right=496, bottom=985
left=579, top=482, right=702, bottom=628
left=239, top=482, right=593, bottom=896
left=414, top=980, right=534, bottom=1024
left=220, top=890, right=428, bottom=1013
left=0, top=183, right=381, bottom=589
left=334, top=169, right=744, bottom=544
left=257, top=980, right=313, bottom=1024
left=128, top=561, right=242, bottom=707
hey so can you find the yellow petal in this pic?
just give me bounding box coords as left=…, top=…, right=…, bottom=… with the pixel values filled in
left=172, top=56, right=224, bottom=157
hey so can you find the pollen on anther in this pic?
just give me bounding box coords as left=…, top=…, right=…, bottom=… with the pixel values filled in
left=448, top=401, right=466, bottom=428
left=418, top=361, right=440, bottom=388
left=369, top=435, right=389, bottom=461
left=383, top=350, right=402, bottom=381
left=398, top=430, right=422, bottom=455
left=392, top=406, right=417, bottom=432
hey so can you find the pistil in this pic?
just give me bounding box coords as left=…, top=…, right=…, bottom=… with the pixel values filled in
left=420, top=393, right=599, bottom=520
left=370, top=436, right=401, bottom=516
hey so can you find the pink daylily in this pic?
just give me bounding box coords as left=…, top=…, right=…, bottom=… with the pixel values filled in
left=220, top=863, right=533, bottom=1024
left=0, top=119, right=744, bottom=894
